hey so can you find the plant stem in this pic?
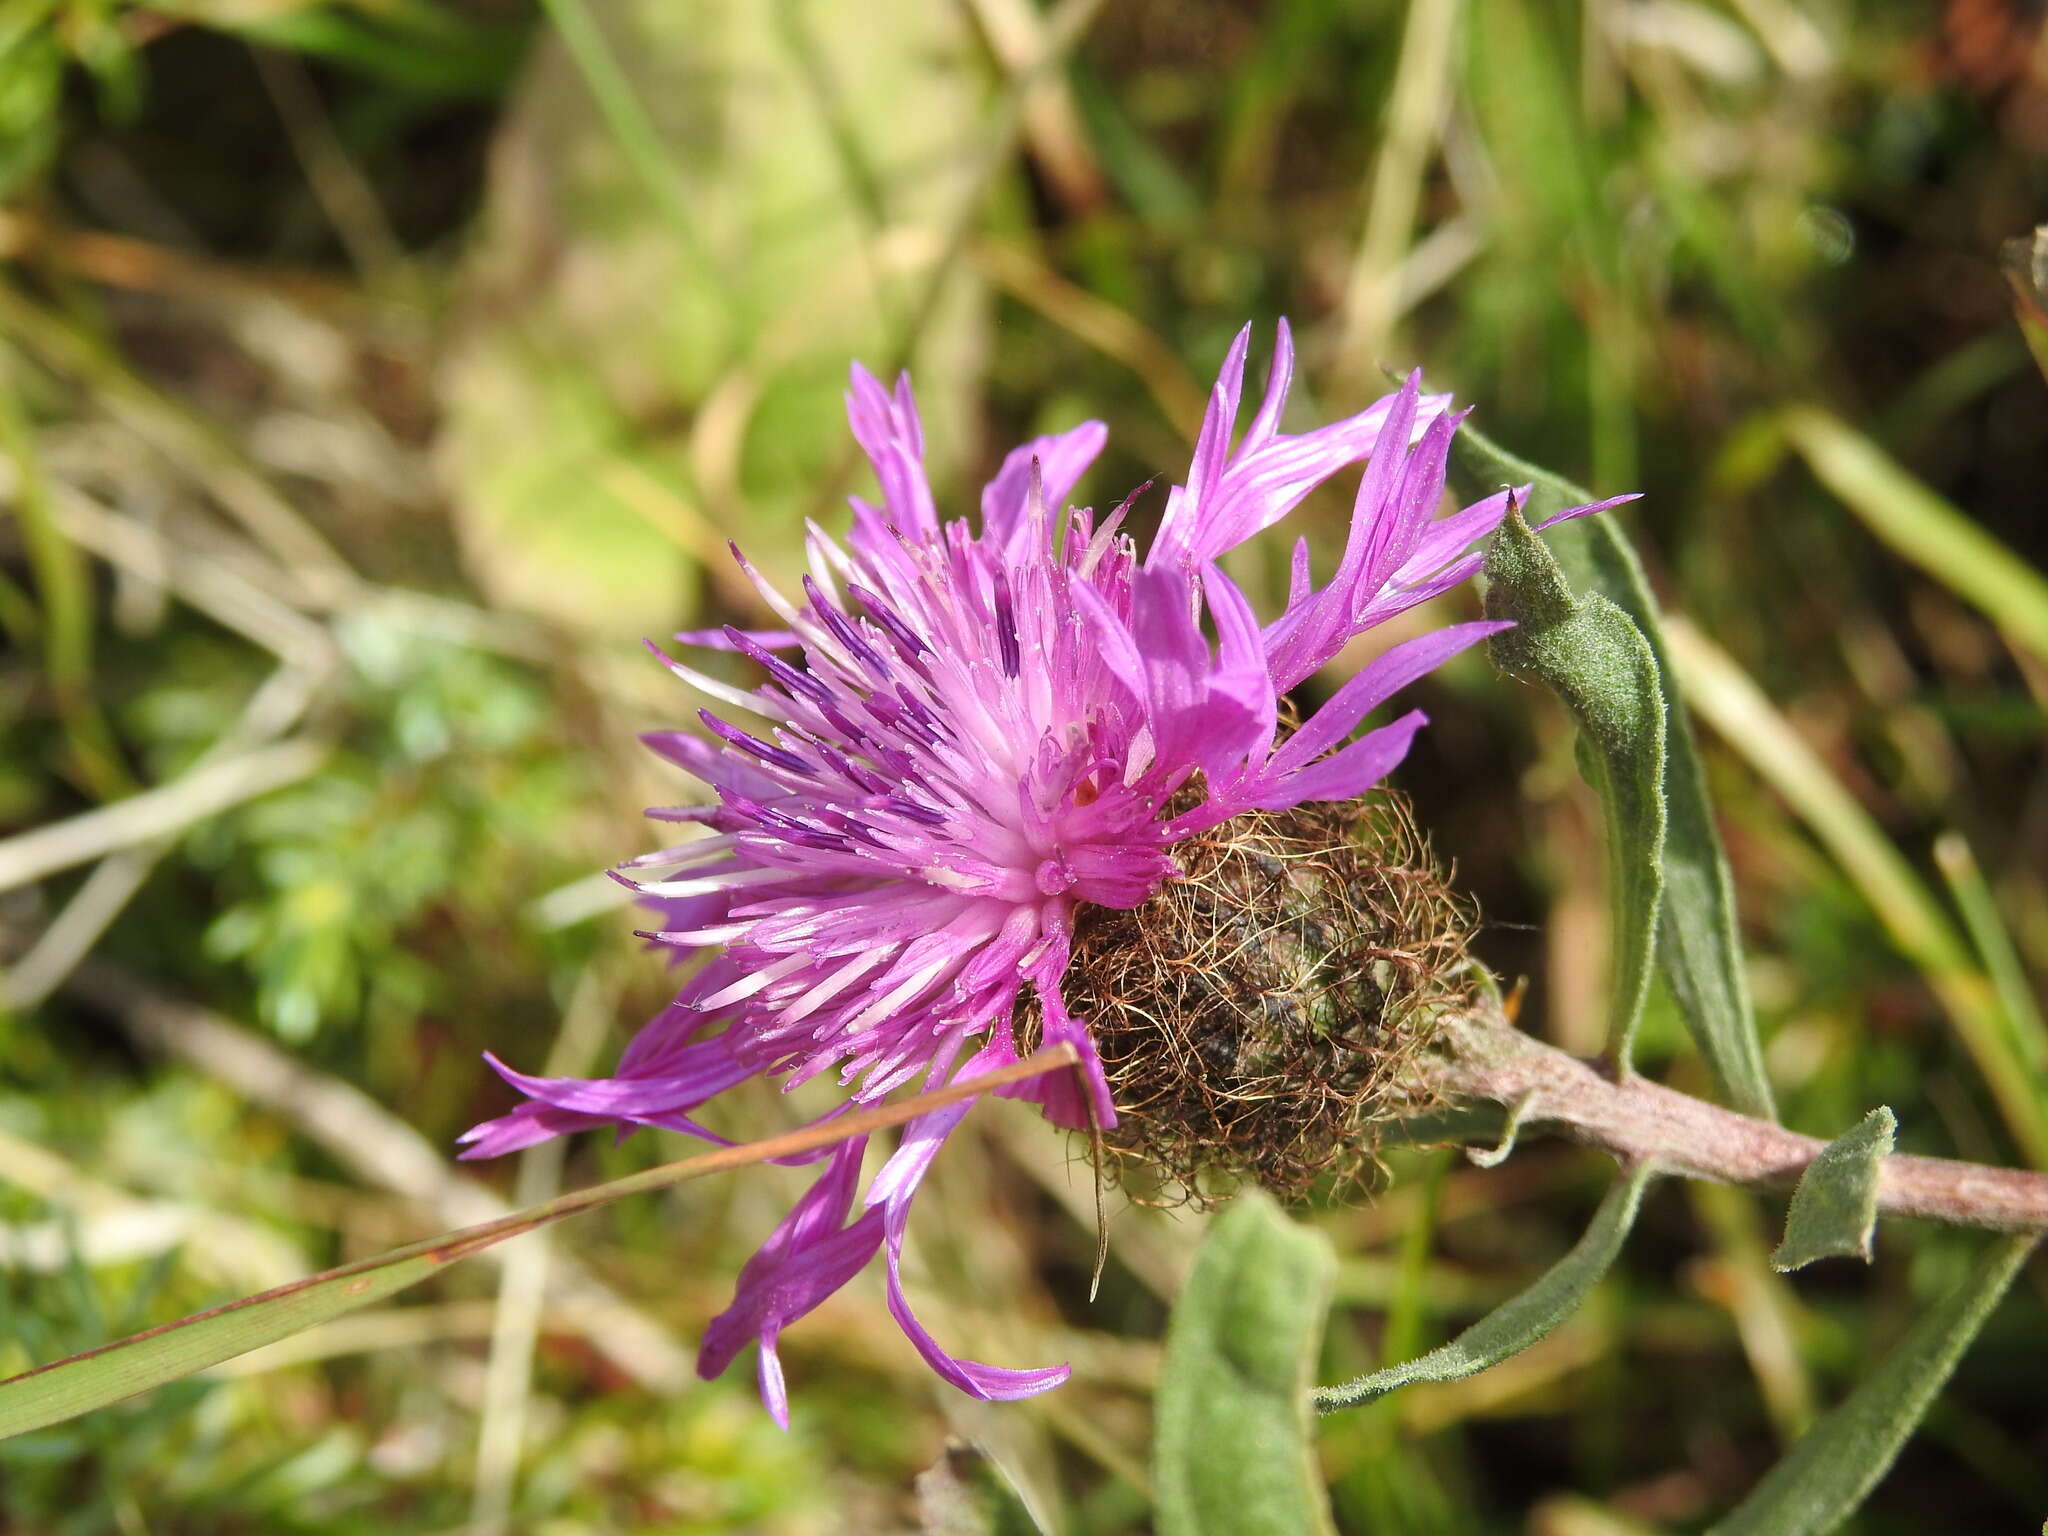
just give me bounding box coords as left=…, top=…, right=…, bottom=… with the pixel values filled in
left=1431, top=1010, right=2048, bottom=1235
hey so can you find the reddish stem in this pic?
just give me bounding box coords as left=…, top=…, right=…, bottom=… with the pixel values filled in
left=1434, top=1013, right=2048, bottom=1235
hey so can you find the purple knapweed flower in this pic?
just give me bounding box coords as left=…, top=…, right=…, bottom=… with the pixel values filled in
left=460, top=321, right=1622, bottom=1425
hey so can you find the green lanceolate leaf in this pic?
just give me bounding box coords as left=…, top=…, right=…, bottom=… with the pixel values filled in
left=1156, top=1191, right=1337, bottom=1536
left=1454, top=421, right=1776, bottom=1119
left=916, top=1441, right=1047, bottom=1536
left=1711, top=1234, right=2039, bottom=1536
left=1772, top=1108, right=1897, bottom=1272
left=1315, top=1162, right=1660, bottom=1412
left=1482, top=497, right=1667, bottom=1069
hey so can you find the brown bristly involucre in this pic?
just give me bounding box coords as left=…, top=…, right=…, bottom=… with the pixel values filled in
left=1057, top=792, right=1476, bottom=1206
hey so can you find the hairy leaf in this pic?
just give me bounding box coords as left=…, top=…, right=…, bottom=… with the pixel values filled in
left=1156, top=1192, right=1337, bottom=1536
left=1455, top=422, right=1775, bottom=1118
left=1772, top=1108, right=1895, bottom=1272
left=1712, top=1235, right=2037, bottom=1536
left=1316, top=1162, right=1660, bottom=1411
left=1483, top=499, right=1666, bottom=1067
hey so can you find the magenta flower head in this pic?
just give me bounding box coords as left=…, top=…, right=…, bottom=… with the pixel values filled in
left=460, top=321, right=1622, bottom=1425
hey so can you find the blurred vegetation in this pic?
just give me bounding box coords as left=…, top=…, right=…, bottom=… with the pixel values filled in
left=1, top=0, right=2044, bottom=1531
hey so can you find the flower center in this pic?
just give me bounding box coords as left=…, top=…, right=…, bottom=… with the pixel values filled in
left=1034, top=857, right=1077, bottom=896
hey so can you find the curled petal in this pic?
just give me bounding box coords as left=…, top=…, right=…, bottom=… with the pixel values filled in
left=699, top=1136, right=888, bottom=1427
left=868, top=1052, right=1071, bottom=1400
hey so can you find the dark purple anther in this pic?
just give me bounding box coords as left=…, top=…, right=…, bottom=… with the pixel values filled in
left=992, top=569, right=1021, bottom=678
left=727, top=626, right=832, bottom=704
left=803, top=576, right=889, bottom=677
left=846, top=582, right=932, bottom=658
left=699, top=710, right=816, bottom=777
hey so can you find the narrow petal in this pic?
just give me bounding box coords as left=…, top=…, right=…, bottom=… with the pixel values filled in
left=1268, top=620, right=1510, bottom=778
left=1243, top=709, right=1430, bottom=809
left=1000, top=959, right=1117, bottom=1131
left=981, top=421, right=1109, bottom=548
left=479, top=1038, right=753, bottom=1118
left=868, top=1054, right=1071, bottom=1400
left=697, top=1136, right=886, bottom=1413
left=1532, top=491, right=1642, bottom=531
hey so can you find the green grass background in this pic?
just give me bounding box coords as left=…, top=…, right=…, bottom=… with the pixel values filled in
left=1, top=1, right=2044, bottom=1531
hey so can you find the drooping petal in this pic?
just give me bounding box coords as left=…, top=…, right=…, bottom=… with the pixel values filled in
left=698, top=1137, right=887, bottom=1427
left=868, top=1054, right=1070, bottom=1400
left=1003, top=954, right=1117, bottom=1131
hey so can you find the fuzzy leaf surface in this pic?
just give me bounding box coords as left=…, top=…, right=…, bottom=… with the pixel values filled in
left=1772, top=1108, right=1896, bottom=1272
left=1483, top=498, right=1667, bottom=1068
left=1315, top=1162, right=1660, bottom=1411
left=1156, top=1191, right=1337, bottom=1536
left=1455, top=422, right=1775, bottom=1118
left=1711, top=1234, right=2037, bottom=1536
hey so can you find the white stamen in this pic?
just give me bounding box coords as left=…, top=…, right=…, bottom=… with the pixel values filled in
left=694, top=951, right=811, bottom=1010
left=634, top=865, right=795, bottom=899
left=783, top=946, right=891, bottom=1023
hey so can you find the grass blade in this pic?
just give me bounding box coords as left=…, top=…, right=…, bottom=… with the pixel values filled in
left=0, top=1046, right=1077, bottom=1440
left=1666, top=619, right=2048, bottom=1168
left=1933, top=833, right=2048, bottom=1080
left=1780, top=405, right=2048, bottom=667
